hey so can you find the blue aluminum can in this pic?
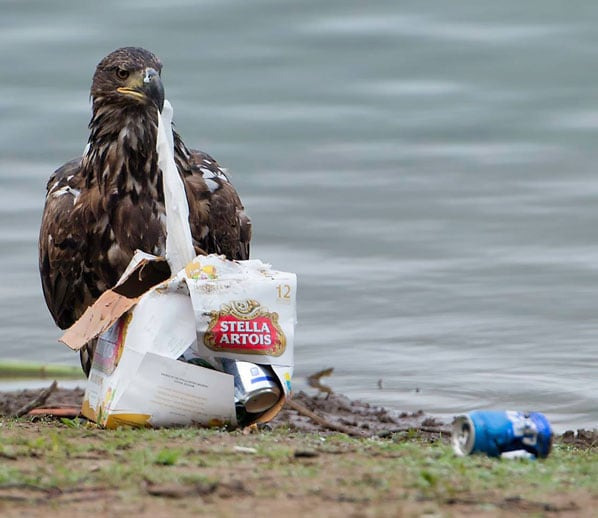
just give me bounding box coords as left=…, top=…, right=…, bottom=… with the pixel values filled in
left=452, top=410, right=553, bottom=458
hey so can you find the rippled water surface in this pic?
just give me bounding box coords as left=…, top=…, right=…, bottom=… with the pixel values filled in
left=1, top=1, right=597, bottom=430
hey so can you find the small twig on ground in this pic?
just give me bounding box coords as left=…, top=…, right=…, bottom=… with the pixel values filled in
left=12, top=380, right=58, bottom=418
left=0, top=451, right=18, bottom=461
left=285, top=397, right=367, bottom=437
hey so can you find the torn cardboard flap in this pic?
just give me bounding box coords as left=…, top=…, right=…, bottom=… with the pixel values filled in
left=59, top=253, right=171, bottom=351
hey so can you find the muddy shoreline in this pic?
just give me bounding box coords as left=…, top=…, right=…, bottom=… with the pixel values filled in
left=0, top=384, right=595, bottom=448
left=0, top=384, right=448, bottom=435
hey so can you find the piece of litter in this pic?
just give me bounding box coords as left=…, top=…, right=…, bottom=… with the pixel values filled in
left=156, top=100, right=195, bottom=272
left=501, top=450, right=536, bottom=460
left=233, top=446, right=257, bottom=454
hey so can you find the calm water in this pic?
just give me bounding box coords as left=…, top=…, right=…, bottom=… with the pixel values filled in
left=1, top=1, right=597, bottom=431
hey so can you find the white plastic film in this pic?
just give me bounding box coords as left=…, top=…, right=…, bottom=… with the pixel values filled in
left=156, top=100, right=195, bottom=272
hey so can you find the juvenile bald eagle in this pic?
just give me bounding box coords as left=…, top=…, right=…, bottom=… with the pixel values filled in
left=39, top=47, right=251, bottom=375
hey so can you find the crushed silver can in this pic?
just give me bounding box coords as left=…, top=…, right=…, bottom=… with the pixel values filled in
left=220, top=359, right=281, bottom=414
left=452, top=410, right=553, bottom=459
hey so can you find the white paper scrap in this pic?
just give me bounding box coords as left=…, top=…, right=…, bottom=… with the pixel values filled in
left=114, top=352, right=236, bottom=427
left=156, top=100, right=195, bottom=272
left=123, top=288, right=196, bottom=359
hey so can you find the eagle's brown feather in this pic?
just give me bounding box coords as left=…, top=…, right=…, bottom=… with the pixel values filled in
left=39, top=47, right=251, bottom=374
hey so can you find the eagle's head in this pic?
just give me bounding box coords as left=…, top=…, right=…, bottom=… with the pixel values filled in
left=91, top=47, right=165, bottom=112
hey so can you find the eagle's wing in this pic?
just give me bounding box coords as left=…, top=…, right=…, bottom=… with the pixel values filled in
left=40, top=150, right=250, bottom=332
left=38, top=159, right=94, bottom=329
left=184, top=150, right=252, bottom=260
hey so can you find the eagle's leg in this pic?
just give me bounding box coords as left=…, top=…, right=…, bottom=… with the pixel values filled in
left=79, top=339, right=97, bottom=377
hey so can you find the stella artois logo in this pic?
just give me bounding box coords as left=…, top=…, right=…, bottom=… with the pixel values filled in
left=203, top=299, right=286, bottom=356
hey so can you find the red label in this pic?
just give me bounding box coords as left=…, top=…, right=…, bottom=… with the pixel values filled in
left=210, top=316, right=276, bottom=349
left=203, top=300, right=286, bottom=357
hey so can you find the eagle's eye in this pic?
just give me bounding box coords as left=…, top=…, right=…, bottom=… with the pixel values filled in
left=116, top=68, right=130, bottom=80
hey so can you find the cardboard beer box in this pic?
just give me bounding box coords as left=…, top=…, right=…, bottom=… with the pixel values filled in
left=60, top=252, right=296, bottom=429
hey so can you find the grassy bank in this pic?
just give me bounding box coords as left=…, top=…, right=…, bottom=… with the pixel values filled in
left=0, top=362, right=83, bottom=379
left=0, top=418, right=595, bottom=517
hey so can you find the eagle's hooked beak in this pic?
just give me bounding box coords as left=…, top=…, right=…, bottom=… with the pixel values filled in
left=116, top=67, right=164, bottom=111
left=143, top=67, right=165, bottom=112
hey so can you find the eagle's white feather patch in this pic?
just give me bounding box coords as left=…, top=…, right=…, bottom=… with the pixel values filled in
left=52, top=186, right=80, bottom=199
left=200, top=167, right=216, bottom=179
left=204, top=178, right=220, bottom=193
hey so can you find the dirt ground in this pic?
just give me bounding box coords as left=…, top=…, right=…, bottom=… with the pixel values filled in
left=0, top=384, right=450, bottom=437
left=0, top=384, right=596, bottom=517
